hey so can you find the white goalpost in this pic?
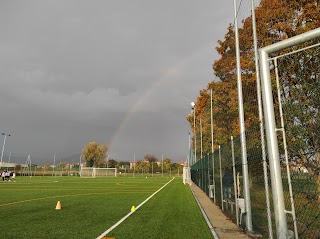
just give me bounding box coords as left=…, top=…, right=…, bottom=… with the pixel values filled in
left=80, top=167, right=117, bottom=178
left=183, top=166, right=191, bottom=185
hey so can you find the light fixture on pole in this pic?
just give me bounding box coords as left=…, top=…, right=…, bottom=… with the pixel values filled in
left=1, top=133, right=11, bottom=164
left=191, top=102, right=196, bottom=163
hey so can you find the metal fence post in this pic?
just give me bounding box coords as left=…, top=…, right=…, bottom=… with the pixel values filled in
left=210, top=89, right=216, bottom=203
left=231, top=136, right=239, bottom=225
left=233, top=0, right=253, bottom=231
left=212, top=151, right=216, bottom=204
left=219, top=145, right=224, bottom=211
left=251, top=0, right=273, bottom=237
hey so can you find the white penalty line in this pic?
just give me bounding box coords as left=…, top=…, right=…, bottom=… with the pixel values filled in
left=96, top=177, right=175, bottom=239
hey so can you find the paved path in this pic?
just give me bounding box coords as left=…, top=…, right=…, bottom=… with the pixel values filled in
left=191, top=183, right=250, bottom=239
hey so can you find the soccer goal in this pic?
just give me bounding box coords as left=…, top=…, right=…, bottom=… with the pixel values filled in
left=183, top=166, right=191, bottom=185
left=80, top=167, right=117, bottom=178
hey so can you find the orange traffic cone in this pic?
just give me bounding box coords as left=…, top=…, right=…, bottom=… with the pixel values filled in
left=55, top=201, right=61, bottom=210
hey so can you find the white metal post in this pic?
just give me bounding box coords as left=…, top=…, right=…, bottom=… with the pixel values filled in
left=251, top=0, right=273, bottom=237
left=1, top=134, right=9, bottom=164
left=210, top=89, right=214, bottom=153
left=162, top=153, right=163, bottom=177
left=260, top=47, right=288, bottom=239
left=219, top=145, right=224, bottom=211
left=231, top=136, right=239, bottom=225
left=194, top=106, right=197, bottom=163
left=233, top=0, right=253, bottom=231
left=53, top=154, right=56, bottom=177
left=200, top=118, right=203, bottom=159
left=152, top=162, right=154, bottom=177
left=211, top=89, right=216, bottom=203
left=274, top=58, right=298, bottom=239
left=188, top=133, right=191, bottom=167
left=133, top=153, right=135, bottom=178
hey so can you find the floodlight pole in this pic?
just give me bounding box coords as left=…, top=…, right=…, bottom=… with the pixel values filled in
left=1, top=133, right=11, bottom=164
left=210, top=89, right=214, bottom=153
left=211, top=89, right=216, bottom=203
left=200, top=118, right=203, bottom=159
left=188, top=132, right=191, bottom=167
left=53, top=154, right=56, bottom=176
left=133, top=153, right=135, bottom=178
left=162, top=154, right=164, bottom=177
left=152, top=162, right=154, bottom=177
left=191, top=102, right=196, bottom=164
left=233, top=0, right=252, bottom=231
left=106, top=154, right=109, bottom=176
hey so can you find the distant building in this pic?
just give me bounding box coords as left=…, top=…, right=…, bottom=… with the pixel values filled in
left=130, top=161, right=136, bottom=169
left=176, top=161, right=187, bottom=166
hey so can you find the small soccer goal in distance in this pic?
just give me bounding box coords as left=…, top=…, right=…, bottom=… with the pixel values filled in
left=80, top=167, right=117, bottom=178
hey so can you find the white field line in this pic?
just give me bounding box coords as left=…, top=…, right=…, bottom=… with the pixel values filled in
left=96, top=177, right=175, bottom=239
left=190, top=185, right=220, bottom=239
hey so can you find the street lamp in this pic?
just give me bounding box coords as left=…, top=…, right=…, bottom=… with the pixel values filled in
left=1, top=133, right=11, bottom=164
left=190, top=102, right=196, bottom=163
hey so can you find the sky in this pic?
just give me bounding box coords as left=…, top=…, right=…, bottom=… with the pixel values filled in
left=0, top=0, right=236, bottom=164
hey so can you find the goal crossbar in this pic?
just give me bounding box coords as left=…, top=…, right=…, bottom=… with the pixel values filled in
left=80, top=167, right=117, bottom=178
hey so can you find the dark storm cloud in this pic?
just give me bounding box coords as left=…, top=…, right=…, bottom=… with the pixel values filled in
left=0, top=0, right=234, bottom=163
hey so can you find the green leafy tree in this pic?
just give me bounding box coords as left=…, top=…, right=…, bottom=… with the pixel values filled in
left=144, top=154, right=158, bottom=163
left=163, top=158, right=171, bottom=173
left=136, top=160, right=150, bottom=174
left=58, top=162, right=67, bottom=168
left=82, top=142, right=108, bottom=167
left=107, top=159, right=118, bottom=168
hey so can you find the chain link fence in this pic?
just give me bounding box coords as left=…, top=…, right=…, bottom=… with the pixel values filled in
left=270, top=38, right=320, bottom=239
left=189, top=1, right=319, bottom=238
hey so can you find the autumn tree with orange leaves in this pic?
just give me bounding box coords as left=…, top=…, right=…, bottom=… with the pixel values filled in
left=187, top=0, right=319, bottom=153
left=187, top=0, right=320, bottom=203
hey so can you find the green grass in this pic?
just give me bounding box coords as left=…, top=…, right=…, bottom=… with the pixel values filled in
left=0, top=176, right=212, bottom=239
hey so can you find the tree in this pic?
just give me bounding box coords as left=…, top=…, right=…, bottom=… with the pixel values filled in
left=136, top=160, right=150, bottom=174
left=107, top=159, right=118, bottom=168
left=82, top=142, right=108, bottom=167
left=163, top=158, right=171, bottom=172
left=187, top=0, right=320, bottom=161
left=144, top=154, right=158, bottom=163
left=58, top=162, right=67, bottom=168
left=118, top=161, right=130, bottom=168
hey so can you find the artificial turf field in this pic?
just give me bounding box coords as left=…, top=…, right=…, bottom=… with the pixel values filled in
left=0, top=176, right=213, bottom=239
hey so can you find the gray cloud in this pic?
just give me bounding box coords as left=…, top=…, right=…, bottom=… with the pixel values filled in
left=0, top=0, right=234, bottom=164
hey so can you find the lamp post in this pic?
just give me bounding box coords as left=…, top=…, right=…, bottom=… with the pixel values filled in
left=1, top=133, right=11, bottom=164
left=53, top=154, right=56, bottom=176
left=79, top=153, right=83, bottom=176
left=188, top=132, right=191, bottom=167
left=162, top=153, right=163, bottom=177
left=200, top=117, right=203, bottom=159
left=191, top=102, right=196, bottom=163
